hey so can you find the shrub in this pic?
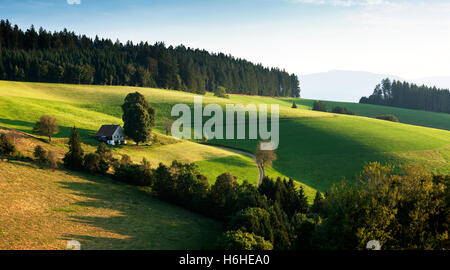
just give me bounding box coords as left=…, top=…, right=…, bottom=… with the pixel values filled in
left=46, top=151, right=58, bottom=170
left=153, top=162, right=176, bottom=200
left=376, top=114, right=399, bottom=122
left=33, top=145, right=47, bottom=164
left=113, top=163, right=154, bottom=186
left=0, top=133, right=16, bottom=156
left=331, top=106, right=355, bottom=115
left=291, top=101, right=297, bottom=108
left=83, top=153, right=102, bottom=173
left=218, top=230, right=273, bottom=250
left=95, top=142, right=113, bottom=173
left=214, top=86, right=229, bottom=98
left=120, top=154, right=132, bottom=165
left=312, top=100, right=327, bottom=112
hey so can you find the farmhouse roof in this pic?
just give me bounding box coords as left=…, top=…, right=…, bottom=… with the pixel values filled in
left=95, top=125, right=121, bottom=137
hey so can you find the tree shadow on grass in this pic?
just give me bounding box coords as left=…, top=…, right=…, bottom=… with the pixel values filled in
left=270, top=118, right=404, bottom=192
left=57, top=172, right=221, bottom=250
left=0, top=118, right=99, bottom=145
left=207, top=117, right=402, bottom=193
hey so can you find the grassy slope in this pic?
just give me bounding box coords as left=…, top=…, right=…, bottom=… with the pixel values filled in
left=1, top=81, right=449, bottom=195
left=284, top=98, right=450, bottom=131
left=0, top=81, right=290, bottom=187
left=210, top=116, right=450, bottom=191
left=0, top=160, right=221, bottom=250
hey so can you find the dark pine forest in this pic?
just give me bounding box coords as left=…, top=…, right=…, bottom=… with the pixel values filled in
left=0, top=20, right=300, bottom=97
left=360, top=78, right=450, bottom=114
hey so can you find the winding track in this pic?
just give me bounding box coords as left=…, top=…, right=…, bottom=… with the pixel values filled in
left=200, top=143, right=264, bottom=186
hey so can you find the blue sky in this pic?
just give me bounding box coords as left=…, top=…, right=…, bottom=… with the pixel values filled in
left=1, top=0, right=450, bottom=79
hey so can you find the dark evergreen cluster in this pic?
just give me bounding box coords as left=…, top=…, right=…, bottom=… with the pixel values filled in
left=331, top=106, right=355, bottom=115
left=360, top=78, right=450, bottom=113
left=0, top=20, right=300, bottom=97
left=312, top=100, right=327, bottom=112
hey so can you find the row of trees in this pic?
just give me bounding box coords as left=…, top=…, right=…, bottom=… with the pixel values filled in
left=0, top=20, right=300, bottom=97
left=59, top=126, right=310, bottom=249
left=61, top=126, right=450, bottom=250
left=360, top=78, right=450, bottom=113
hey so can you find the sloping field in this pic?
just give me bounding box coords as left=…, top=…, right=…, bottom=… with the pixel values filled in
left=0, top=160, right=221, bottom=250
left=0, top=81, right=294, bottom=188
left=1, top=80, right=449, bottom=194
left=210, top=115, right=450, bottom=191
left=285, top=98, right=450, bottom=131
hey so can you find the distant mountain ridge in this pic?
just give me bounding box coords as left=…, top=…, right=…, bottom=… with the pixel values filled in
left=299, top=70, right=403, bottom=102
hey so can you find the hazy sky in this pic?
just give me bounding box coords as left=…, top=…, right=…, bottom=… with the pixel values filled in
left=2, top=0, right=450, bottom=79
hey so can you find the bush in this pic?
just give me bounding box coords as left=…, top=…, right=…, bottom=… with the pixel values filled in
left=291, top=101, right=297, bottom=108
left=120, top=154, right=132, bottom=165
left=214, top=86, right=229, bottom=98
left=83, top=153, right=103, bottom=173
left=113, top=163, right=154, bottom=186
left=376, top=114, right=399, bottom=122
left=312, top=101, right=327, bottom=112
left=46, top=151, right=58, bottom=170
left=33, top=145, right=47, bottom=164
left=218, top=230, right=273, bottom=250
left=33, top=145, right=58, bottom=169
left=0, top=133, right=16, bottom=156
left=331, top=106, right=355, bottom=115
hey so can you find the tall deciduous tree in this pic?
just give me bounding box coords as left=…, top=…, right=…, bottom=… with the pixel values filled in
left=121, top=92, right=156, bottom=145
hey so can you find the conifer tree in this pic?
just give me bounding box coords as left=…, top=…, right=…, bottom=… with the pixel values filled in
left=63, top=127, right=84, bottom=170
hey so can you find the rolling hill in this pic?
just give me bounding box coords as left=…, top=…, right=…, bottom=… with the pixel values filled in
left=0, top=80, right=310, bottom=194
left=1, top=80, right=449, bottom=196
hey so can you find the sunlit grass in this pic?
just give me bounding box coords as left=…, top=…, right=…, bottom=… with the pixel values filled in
left=0, top=160, right=221, bottom=250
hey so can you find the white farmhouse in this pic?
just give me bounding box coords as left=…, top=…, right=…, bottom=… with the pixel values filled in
left=95, top=125, right=126, bottom=145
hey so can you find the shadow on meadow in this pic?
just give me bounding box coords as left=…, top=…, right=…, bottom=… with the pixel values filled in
left=0, top=118, right=99, bottom=145
left=57, top=172, right=221, bottom=250
left=208, top=117, right=401, bottom=193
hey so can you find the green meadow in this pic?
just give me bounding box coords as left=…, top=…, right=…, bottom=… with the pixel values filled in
left=0, top=81, right=292, bottom=190
left=1, top=80, right=449, bottom=196
left=286, top=98, right=450, bottom=131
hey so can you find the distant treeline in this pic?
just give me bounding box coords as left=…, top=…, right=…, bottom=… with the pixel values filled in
left=0, top=19, right=300, bottom=97
left=360, top=78, right=450, bottom=114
